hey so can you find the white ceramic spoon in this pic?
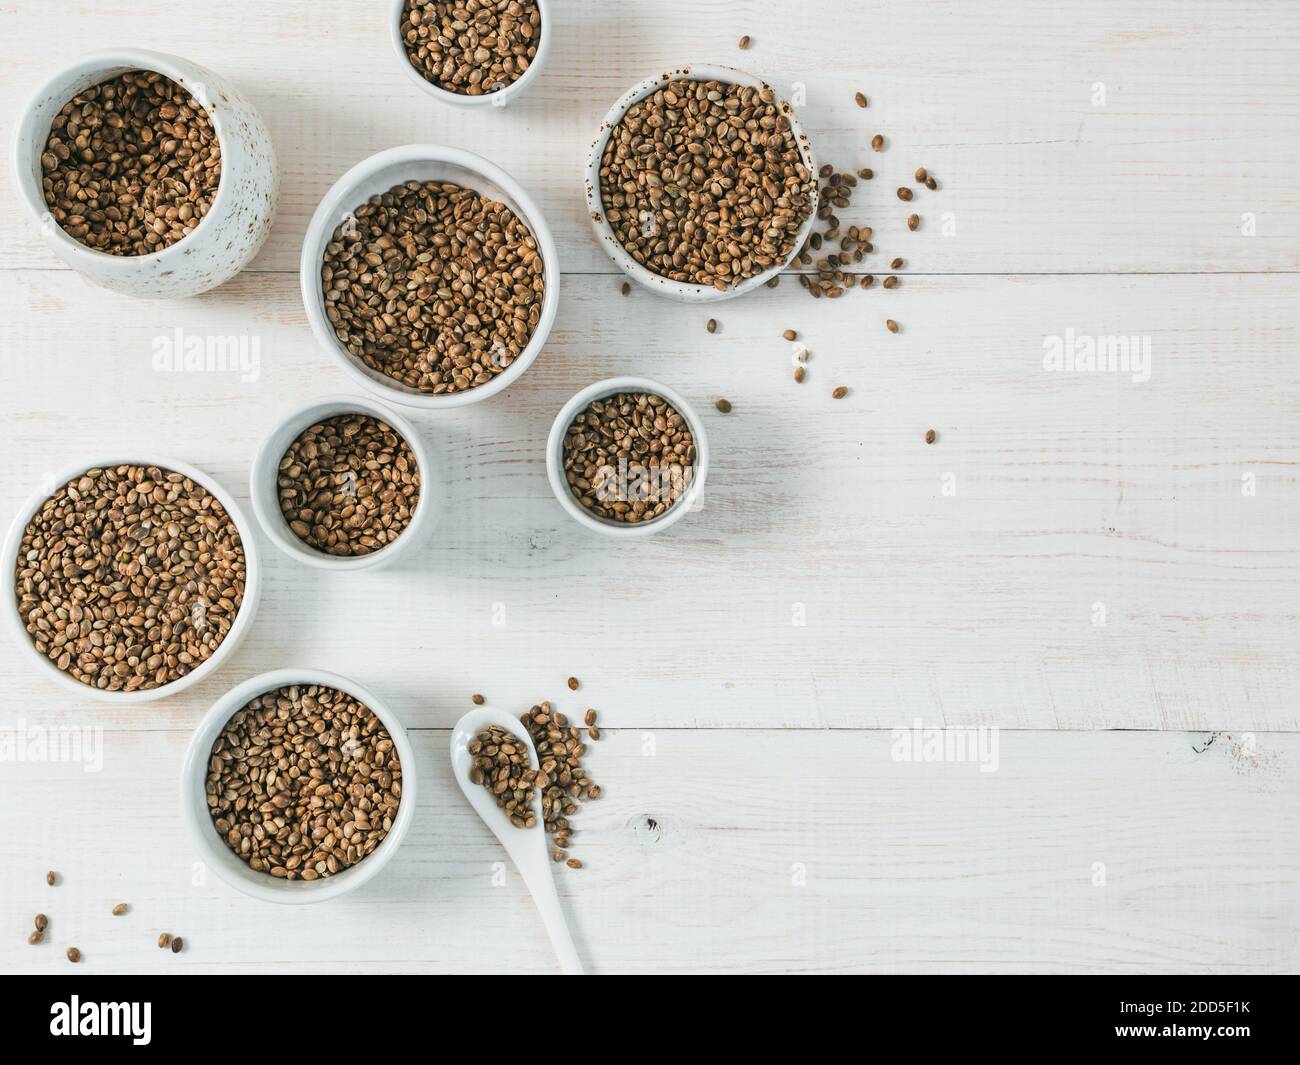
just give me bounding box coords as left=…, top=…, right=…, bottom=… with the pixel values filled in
left=450, top=706, right=585, bottom=975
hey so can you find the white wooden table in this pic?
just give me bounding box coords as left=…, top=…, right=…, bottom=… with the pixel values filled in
left=1, top=0, right=1297, bottom=974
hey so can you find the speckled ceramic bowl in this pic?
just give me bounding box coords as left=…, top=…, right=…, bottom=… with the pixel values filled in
left=584, top=65, right=818, bottom=303
left=10, top=49, right=279, bottom=299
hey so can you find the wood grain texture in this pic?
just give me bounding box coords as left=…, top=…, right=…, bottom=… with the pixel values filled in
left=0, top=727, right=1295, bottom=974
left=0, top=1, right=1297, bottom=275
left=0, top=271, right=1295, bottom=732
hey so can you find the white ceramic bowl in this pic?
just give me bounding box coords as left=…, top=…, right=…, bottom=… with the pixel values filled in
left=389, top=0, right=551, bottom=107
left=584, top=65, right=818, bottom=303
left=300, top=145, right=560, bottom=409
left=10, top=48, right=278, bottom=299
left=1, top=456, right=261, bottom=703
left=546, top=376, right=710, bottom=538
left=180, top=668, right=417, bottom=904
left=250, top=394, right=438, bottom=572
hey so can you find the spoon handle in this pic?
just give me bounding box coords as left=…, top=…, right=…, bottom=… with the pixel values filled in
left=522, top=862, right=585, bottom=975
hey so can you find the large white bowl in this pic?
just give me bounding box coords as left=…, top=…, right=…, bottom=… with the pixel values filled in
left=300, top=144, right=560, bottom=409
left=10, top=48, right=278, bottom=299
left=584, top=65, right=818, bottom=303
left=249, top=394, right=439, bottom=572
left=180, top=668, right=418, bottom=904
left=1, top=456, right=261, bottom=703
left=546, top=376, right=710, bottom=538
left=389, top=0, right=552, bottom=107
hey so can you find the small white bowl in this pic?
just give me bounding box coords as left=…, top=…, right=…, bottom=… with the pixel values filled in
left=300, top=145, right=560, bottom=409
left=1, top=456, right=262, bottom=703
left=10, top=48, right=278, bottom=299
left=389, top=0, right=551, bottom=107
left=546, top=377, right=710, bottom=538
left=180, top=668, right=418, bottom=904
left=250, top=395, right=437, bottom=572
left=584, top=65, right=818, bottom=303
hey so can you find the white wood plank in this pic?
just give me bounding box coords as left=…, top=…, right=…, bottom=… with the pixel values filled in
left=0, top=0, right=1297, bottom=274
left=0, top=270, right=1295, bottom=732
left=1, top=727, right=1295, bottom=974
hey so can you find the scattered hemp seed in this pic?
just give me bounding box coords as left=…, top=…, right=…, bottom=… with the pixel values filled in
left=832, top=386, right=849, bottom=399
left=884, top=275, right=899, bottom=289
left=66, top=947, right=80, bottom=963
left=861, top=274, right=875, bottom=288
left=858, top=167, right=873, bottom=180
left=46, top=871, right=57, bottom=886
left=714, top=398, right=733, bottom=413
left=566, top=858, right=583, bottom=869
left=926, top=175, right=939, bottom=190
left=157, top=933, right=172, bottom=949
left=891, top=257, right=904, bottom=269
left=854, top=91, right=868, bottom=108
left=621, top=281, right=631, bottom=295
left=706, top=318, right=718, bottom=334
left=35, top=914, right=48, bottom=931
left=925, top=429, right=937, bottom=444
left=588, top=725, right=601, bottom=740
left=783, top=329, right=798, bottom=341
left=915, top=167, right=928, bottom=183
left=887, top=319, right=900, bottom=333
left=171, top=936, right=184, bottom=954
left=585, top=709, right=598, bottom=726
left=897, top=187, right=913, bottom=201
left=111, top=903, right=128, bottom=916
left=871, top=134, right=885, bottom=150
left=794, top=366, right=806, bottom=383
left=908, top=213, right=920, bottom=231
left=28, top=930, right=43, bottom=945
left=567, top=676, right=580, bottom=691
left=737, top=34, right=750, bottom=49
left=472, top=693, right=485, bottom=705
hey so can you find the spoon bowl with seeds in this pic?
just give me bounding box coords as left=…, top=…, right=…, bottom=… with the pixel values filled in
left=450, top=704, right=584, bottom=974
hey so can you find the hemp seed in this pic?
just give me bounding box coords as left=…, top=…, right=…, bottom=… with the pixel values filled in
left=205, top=684, right=402, bottom=880
left=277, top=414, right=420, bottom=557
left=40, top=71, right=220, bottom=255
left=561, top=391, right=696, bottom=524
left=599, top=78, right=814, bottom=289
left=399, top=0, right=542, bottom=95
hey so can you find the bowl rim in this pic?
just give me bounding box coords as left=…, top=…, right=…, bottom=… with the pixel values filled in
left=179, top=667, right=418, bottom=904
left=545, top=376, right=710, bottom=538
left=1, top=455, right=262, bottom=703
left=583, top=64, right=819, bottom=303
left=387, top=0, right=551, bottom=107
left=249, top=393, right=436, bottom=572
left=299, top=143, right=560, bottom=409
left=9, top=47, right=238, bottom=270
